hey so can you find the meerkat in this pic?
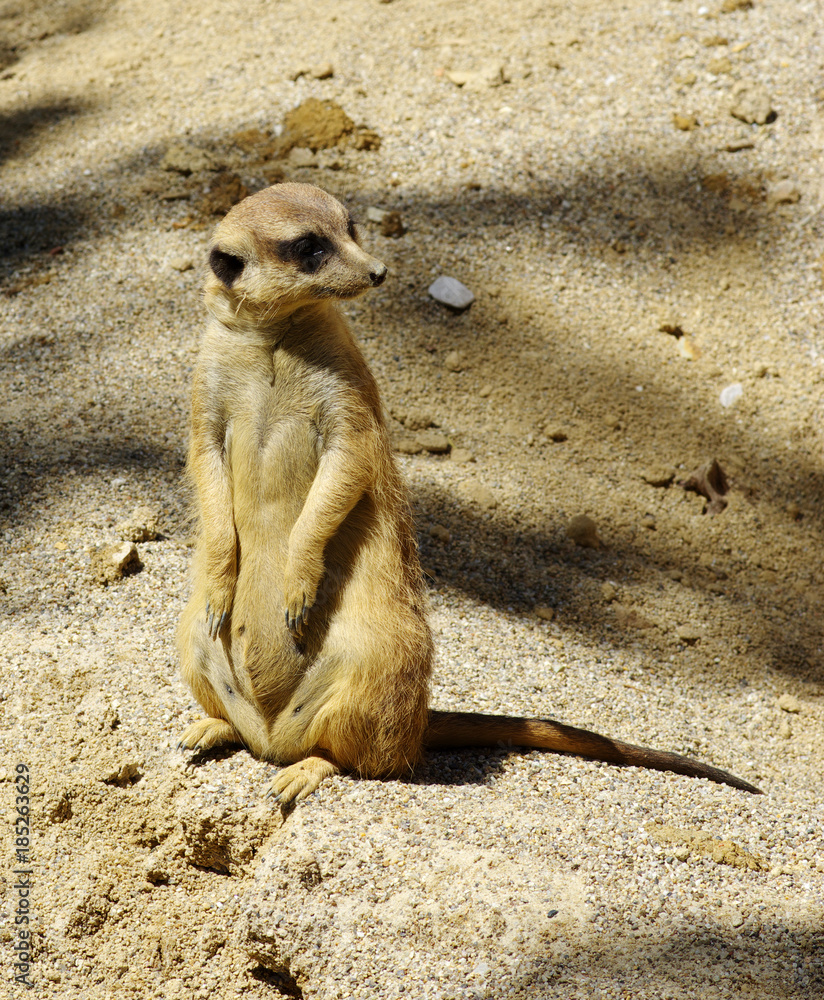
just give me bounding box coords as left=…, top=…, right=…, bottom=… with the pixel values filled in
left=177, top=182, right=761, bottom=805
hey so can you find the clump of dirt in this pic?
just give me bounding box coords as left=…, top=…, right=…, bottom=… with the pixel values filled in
left=648, top=823, right=768, bottom=871
left=281, top=98, right=355, bottom=152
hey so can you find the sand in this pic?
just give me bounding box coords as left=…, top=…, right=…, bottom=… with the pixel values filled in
left=1, top=1, right=822, bottom=998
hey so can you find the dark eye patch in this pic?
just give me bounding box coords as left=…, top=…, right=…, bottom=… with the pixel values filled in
left=275, top=233, right=333, bottom=274
left=209, top=246, right=245, bottom=287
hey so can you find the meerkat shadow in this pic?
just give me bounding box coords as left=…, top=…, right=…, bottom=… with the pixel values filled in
left=184, top=743, right=245, bottom=769
left=407, top=748, right=509, bottom=788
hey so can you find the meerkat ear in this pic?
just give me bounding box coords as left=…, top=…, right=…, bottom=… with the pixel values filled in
left=209, top=246, right=245, bottom=288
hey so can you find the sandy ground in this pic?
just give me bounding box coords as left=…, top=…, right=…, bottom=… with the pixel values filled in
left=1, top=1, right=823, bottom=998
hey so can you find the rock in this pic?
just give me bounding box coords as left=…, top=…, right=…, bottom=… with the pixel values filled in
left=392, top=406, right=433, bottom=431
left=767, top=179, right=801, bottom=208
left=673, top=113, right=699, bottom=131
left=199, top=172, right=249, bottom=216
left=566, top=514, right=600, bottom=549
left=380, top=211, right=405, bottom=237
left=447, top=61, right=507, bottom=90
left=665, top=568, right=683, bottom=582
left=708, top=56, right=732, bottom=74
left=288, top=146, right=317, bottom=168
left=428, top=524, right=451, bottom=543
left=444, top=350, right=464, bottom=372
left=116, top=506, right=161, bottom=542
left=545, top=426, right=568, bottom=443
left=89, top=542, right=143, bottom=585
left=459, top=481, right=497, bottom=511
left=730, top=79, right=773, bottom=125
left=720, top=0, right=753, bottom=11
left=679, top=459, right=730, bottom=515
left=102, top=762, right=143, bottom=787
left=309, top=62, right=334, bottom=80
left=417, top=431, right=450, bottom=454
left=428, top=276, right=475, bottom=311
left=724, top=137, right=755, bottom=152
left=719, top=382, right=743, bottom=407
left=450, top=448, right=475, bottom=464
left=366, top=206, right=387, bottom=223
left=674, top=71, right=698, bottom=86
left=169, top=256, right=194, bottom=273
left=601, top=582, right=618, bottom=602
left=641, top=466, right=675, bottom=488
left=393, top=436, right=423, bottom=455
left=161, top=143, right=220, bottom=175
left=675, top=625, right=703, bottom=645
left=534, top=606, right=555, bottom=621
left=641, top=513, right=657, bottom=530
left=777, top=693, right=801, bottom=714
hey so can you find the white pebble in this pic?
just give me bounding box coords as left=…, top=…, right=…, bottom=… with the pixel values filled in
left=428, top=276, right=475, bottom=311
left=719, top=382, right=743, bottom=407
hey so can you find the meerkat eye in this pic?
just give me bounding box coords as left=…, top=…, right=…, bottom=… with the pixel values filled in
left=292, top=235, right=328, bottom=274
left=209, top=247, right=245, bottom=288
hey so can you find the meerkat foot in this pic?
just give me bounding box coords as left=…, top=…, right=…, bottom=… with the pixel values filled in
left=178, top=717, right=240, bottom=752
left=265, top=756, right=339, bottom=806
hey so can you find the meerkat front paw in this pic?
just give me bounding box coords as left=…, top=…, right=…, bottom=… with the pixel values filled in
left=283, top=555, right=322, bottom=636
left=178, top=717, right=239, bottom=752
left=204, top=581, right=235, bottom=640
left=265, top=756, right=338, bottom=805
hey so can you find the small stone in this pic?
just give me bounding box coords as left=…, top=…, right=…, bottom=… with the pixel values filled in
left=89, top=542, right=143, bottom=585
left=665, top=568, right=683, bottom=581
left=394, top=437, right=423, bottom=455
left=392, top=407, right=433, bottom=431
left=678, top=336, right=700, bottom=360
left=116, top=506, right=160, bottom=543
left=676, top=625, right=703, bottom=645
left=478, top=384, right=492, bottom=398
left=675, top=71, right=698, bottom=86
left=566, top=515, right=600, bottom=549
left=169, top=256, right=194, bottom=273
left=352, top=128, right=381, bottom=151
left=102, top=761, right=143, bottom=786
left=444, top=350, right=464, bottom=372
left=767, top=179, right=801, bottom=209
left=309, top=62, right=334, bottom=80
left=708, top=56, right=732, bottom=74
left=428, top=524, right=451, bottom=543
left=288, top=146, right=318, bottom=168
left=720, top=0, right=753, bottom=11
left=719, top=382, right=743, bottom=407
left=724, top=137, right=755, bottom=152
left=450, top=448, right=475, bottom=464
left=545, top=427, right=568, bottom=442
left=416, top=431, right=450, bottom=454
left=778, top=717, right=792, bottom=740
left=428, top=276, right=475, bottom=311
left=601, top=582, right=618, bottom=602
left=673, top=112, right=699, bottom=131
left=777, top=693, right=801, bottom=714
left=380, top=211, right=405, bottom=238
left=641, top=467, right=675, bottom=488
left=534, top=606, right=555, bottom=621
left=366, top=206, right=387, bottom=223
left=161, top=143, right=220, bottom=175
left=447, top=61, right=507, bottom=90
left=729, top=911, right=745, bottom=928
left=459, top=481, right=497, bottom=511
left=730, top=79, right=773, bottom=125
left=641, top=513, right=657, bottom=530
left=674, top=845, right=691, bottom=862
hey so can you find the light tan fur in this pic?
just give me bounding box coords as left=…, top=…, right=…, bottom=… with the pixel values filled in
left=177, top=183, right=761, bottom=804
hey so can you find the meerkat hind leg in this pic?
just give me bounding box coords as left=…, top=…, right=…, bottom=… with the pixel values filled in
left=178, top=717, right=241, bottom=752
left=266, top=756, right=340, bottom=805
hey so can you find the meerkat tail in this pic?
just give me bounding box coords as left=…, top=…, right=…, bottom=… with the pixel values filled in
left=425, top=711, right=762, bottom=795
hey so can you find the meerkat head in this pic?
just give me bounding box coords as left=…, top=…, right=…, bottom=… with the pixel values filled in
left=204, top=183, right=387, bottom=327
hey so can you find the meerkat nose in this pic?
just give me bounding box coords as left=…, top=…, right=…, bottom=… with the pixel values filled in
left=370, top=263, right=388, bottom=287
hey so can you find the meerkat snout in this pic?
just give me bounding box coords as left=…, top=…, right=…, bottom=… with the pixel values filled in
left=370, top=262, right=388, bottom=286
